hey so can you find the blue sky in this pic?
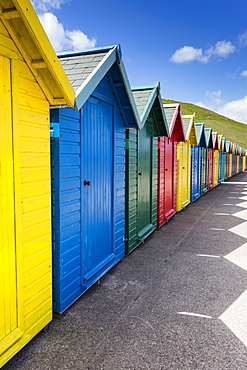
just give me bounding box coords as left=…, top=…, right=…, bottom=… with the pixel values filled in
left=32, top=0, right=247, bottom=124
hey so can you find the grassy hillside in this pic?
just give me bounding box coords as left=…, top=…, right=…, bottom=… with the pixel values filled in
left=162, top=99, right=247, bottom=149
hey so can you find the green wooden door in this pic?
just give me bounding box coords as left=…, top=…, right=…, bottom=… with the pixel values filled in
left=137, top=118, right=154, bottom=241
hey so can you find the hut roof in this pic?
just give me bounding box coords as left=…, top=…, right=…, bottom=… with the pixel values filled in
left=163, top=103, right=185, bottom=141
left=182, top=114, right=198, bottom=145
left=221, top=137, right=226, bottom=152
left=131, top=84, right=168, bottom=135
left=225, top=141, right=232, bottom=153
left=212, top=132, right=219, bottom=150
left=0, top=0, right=75, bottom=106
left=195, top=123, right=207, bottom=147
left=58, top=45, right=140, bottom=129
left=204, top=128, right=214, bottom=149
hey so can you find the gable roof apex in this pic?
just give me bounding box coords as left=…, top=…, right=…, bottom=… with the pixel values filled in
left=59, top=44, right=141, bottom=129
left=182, top=113, right=198, bottom=145
left=132, top=83, right=169, bottom=136
left=1, top=0, right=75, bottom=106
left=163, top=103, right=186, bottom=141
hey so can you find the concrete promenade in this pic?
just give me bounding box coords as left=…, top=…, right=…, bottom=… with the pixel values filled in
left=4, top=171, right=247, bottom=369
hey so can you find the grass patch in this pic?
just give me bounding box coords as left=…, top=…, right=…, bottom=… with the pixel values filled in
left=162, top=98, right=247, bottom=149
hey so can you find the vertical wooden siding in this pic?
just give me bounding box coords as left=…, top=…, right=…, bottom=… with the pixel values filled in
left=0, top=19, right=52, bottom=367
left=51, top=74, right=126, bottom=313
left=200, top=148, right=208, bottom=195
left=176, top=142, right=191, bottom=211
left=126, top=116, right=158, bottom=253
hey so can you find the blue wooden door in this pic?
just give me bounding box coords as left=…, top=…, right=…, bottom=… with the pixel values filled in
left=218, top=151, right=222, bottom=183
left=191, top=146, right=200, bottom=201
left=81, top=96, right=114, bottom=283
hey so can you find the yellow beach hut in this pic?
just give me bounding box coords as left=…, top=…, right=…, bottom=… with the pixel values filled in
left=176, top=114, right=198, bottom=212
left=0, top=0, right=74, bottom=366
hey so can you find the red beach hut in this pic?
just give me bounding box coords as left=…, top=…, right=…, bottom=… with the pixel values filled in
left=157, top=103, right=185, bottom=227
left=204, top=128, right=214, bottom=190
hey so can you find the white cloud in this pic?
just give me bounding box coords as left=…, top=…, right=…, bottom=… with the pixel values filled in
left=194, top=91, right=247, bottom=124
left=39, top=12, right=96, bottom=52
left=219, top=96, right=247, bottom=124
left=31, top=0, right=69, bottom=12
left=205, top=90, right=224, bottom=106
left=212, top=40, right=236, bottom=58
left=194, top=101, right=210, bottom=109
left=66, top=30, right=96, bottom=51
left=238, top=30, right=247, bottom=48
left=170, top=46, right=207, bottom=64
left=241, top=70, right=247, bottom=78
left=170, top=40, right=236, bottom=64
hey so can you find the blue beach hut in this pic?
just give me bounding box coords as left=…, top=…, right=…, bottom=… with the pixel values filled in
left=50, top=45, right=140, bottom=313
left=191, top=123, right=207, bottom=202
left=217, top=135, right=223, bottom=183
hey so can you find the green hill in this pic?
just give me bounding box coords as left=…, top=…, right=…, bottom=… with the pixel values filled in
left=162, top=99, right=247, bottom=149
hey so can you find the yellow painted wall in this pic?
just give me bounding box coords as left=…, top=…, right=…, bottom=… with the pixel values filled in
left=176, top=141, right=191, bottom=212
left=242, top=156, right=246, bottom=171
left=213, top=150, right=219, bottom=186
left=0, top=18, right=51, bottom=367
left=229, top=154, right=233, bottom=177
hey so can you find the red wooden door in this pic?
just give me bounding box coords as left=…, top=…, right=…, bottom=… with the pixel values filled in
left=158, top=137, right=175, bottom=227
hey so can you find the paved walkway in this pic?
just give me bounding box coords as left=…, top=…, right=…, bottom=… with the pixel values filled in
left=4, top=172, right=247, bottom=370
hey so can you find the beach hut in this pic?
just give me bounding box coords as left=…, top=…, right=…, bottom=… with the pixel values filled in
left=204, top=128, right=214, bottom=190
left=225, top=141, right=232, bottom=178
left=232, top=143, right=236, bottom=176
left=234, top=145, right=238, bottom=174
left=51, top=45, right=140, bottom=313
left=212, top=132, right=219, bottom=187
left=242, top=148, right=246, bottom=171
left=157, top=103, right=185, bottom=227
left=237, top=146, right=241, bottom=173
left=126, top=84, right=169, bottom=252
left=191, top=123, right=207, bottom=202
left=244, top=150, right=247, bottom=171
left=221, top=137, right=227, bottom=181
left=217, top=134, right=223, bottom=184
left=176, top=114, right=198, bottom=212
left=0, top=0, right=74, bottom=366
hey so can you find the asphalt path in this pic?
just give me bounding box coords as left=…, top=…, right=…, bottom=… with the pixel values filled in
left=4, top=171, right=247, bottom=370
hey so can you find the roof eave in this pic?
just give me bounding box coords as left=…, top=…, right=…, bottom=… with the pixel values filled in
left=74, top=46, right=118, bottom=110
left=182, top=114, right=198, bottom=145
left=7, top=0, right=75, bottom=106
left=72, top=45, right=140, bottom=129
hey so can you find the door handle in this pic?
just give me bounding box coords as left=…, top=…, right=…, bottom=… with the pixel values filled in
left=138, top=172, right=142, bottom=176
left=165, top=169, right=168, bottom=171
left=84, top=180, right=90, bottom=186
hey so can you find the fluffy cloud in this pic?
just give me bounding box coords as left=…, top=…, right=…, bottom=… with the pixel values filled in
left=219, top=96, right=247, bottom=124
left=194, top=90, right=224, bottom=112
left=238, top=30, right=247, bottom=48
left=212, top=41, right=236, bottom=58
left=31, top=0, right=69, bottom=12
left=170, top=40, right=236, bottom=64
left=205, top=90, right=224, bottom=106
left=241, top=70, right=247, bottom=78
left=39, top=12, right=96, bottom=52
left=194, top=91, right=247, bottom=124
left=170, top=46, right=206, bottom=64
